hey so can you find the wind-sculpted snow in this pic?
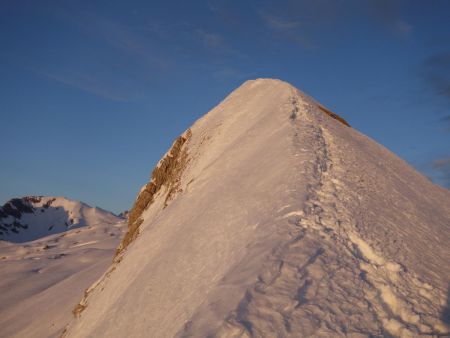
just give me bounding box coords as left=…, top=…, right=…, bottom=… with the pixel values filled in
left=64, top=79, right=450, bottom=338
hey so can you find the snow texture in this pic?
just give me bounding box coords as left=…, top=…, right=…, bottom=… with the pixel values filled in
left=63, top=79, right=450, bottom=338
left=0, top=196, right=122, bottom=243
left=0, top=216, right=126, bottom=338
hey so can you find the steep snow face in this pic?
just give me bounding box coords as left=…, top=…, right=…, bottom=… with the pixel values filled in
left=0, top=196, right=123, bottom=242
left=0, top=215, right=126, bottom=338
left=65, top=79, right=450, bottom=337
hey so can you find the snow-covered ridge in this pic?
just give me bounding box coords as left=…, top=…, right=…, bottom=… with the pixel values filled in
left=64, top=78, right=450, bottom=337
left=0, top=196, right=123, bottom=243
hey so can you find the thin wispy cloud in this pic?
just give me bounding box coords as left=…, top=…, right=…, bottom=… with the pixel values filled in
left=257, top=0, right=342, bottom=49
left=206, top=0, right=248, bottom=28
left=433, top=157, right=450, bottom=168
left=258, top=12, right=313, bottom=49
left=431, top=157, right=450, bottom=188
left=36, top=69, right=130, bottom=102
left=421, top=52, right=450, bottom=100
left=420, top=52, right=450, bottom=128
left=25, top=7, right=173, bottom=101
left=196, top=29, right=226, bottom=50
left=212, top=67, right=254, bottom=81
left=262, top=14, right=301, bottom=31
left=393, top=20, right=412, bottom=37
left=440, top=115, right=450, bottom=132
left=256, top=0, right=414, bottom=49
left=59, top=11, right=169, bottom=71
left=192, top=28, right=245, bottom=59
left=370, top=0, right=413, bottom=38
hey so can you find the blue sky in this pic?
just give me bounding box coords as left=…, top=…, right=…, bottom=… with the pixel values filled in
left=1, top=0, right=449, bottom=213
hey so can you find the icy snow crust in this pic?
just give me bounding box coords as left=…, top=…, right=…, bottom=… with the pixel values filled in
left=65, top=79, right=450, bottom=337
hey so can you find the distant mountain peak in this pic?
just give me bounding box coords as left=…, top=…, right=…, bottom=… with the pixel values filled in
left=0, top=196, right=121, bottom=243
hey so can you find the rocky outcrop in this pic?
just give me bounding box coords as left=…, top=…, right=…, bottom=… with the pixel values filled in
left=115, top=129, right=192, bottom=259
left=69, top=131, right=192, bottom=320
left=0, top=197, right=36, bottom=220
left=318, top=105, right=351, bottom=127
left=117, top=210, right=129, bottom=219
left=0, top=197, right=47, bottom=237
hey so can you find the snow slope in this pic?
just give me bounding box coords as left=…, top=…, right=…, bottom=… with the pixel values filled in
left=0, top=215, right=126, bottom=338
left=65, top=79, right=450, bottom=337
left=0, top=196, right=122, bottom=242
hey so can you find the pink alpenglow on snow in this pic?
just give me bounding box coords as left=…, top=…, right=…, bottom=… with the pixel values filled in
left=61, top=80, right=450, bottom=337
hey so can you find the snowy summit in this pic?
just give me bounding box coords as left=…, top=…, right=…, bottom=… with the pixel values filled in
left=57, top=79, right=448, bottom=337
left=0, top=196, right=123, bottom=243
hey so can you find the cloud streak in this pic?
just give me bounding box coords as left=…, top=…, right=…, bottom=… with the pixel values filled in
left=36, top=69, right=131, bottom=102
left=420, top=52, right=450, bottom=131
left=255, top=0, right=416, bottom=49
left=262, top=14, right=301, bottom=31
left=370, top=0, right=412, bottom=38
left=257, top=0, right=340, bottom=49
left=24, top=7, right=174, bottom=101
left=195, top=29, right=227, bottom=50
left=431, top=157, right=450, bottom=188
left=421, top=52, right=450, bottom=100
left=440, top=115, right=450, bottom=131
left=61, top=11, right=169, bottom=72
